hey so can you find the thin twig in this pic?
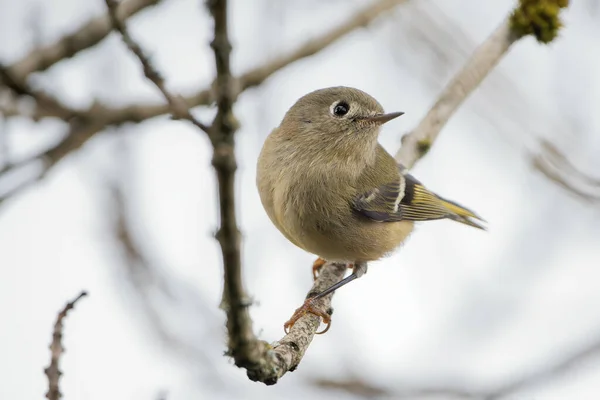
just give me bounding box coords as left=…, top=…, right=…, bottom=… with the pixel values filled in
left=314, top=334, right=600, bottom=400
left=0, top=0, right=406, bottom=206
left=0, top=63, right=78, bottom=120
left=0, top=114, right=6, bottom=169
left=104, top=0, right=210, bottom=133
left=531, top=144, right=600, bottom=203
left=4, top=0, right=162, bottom=83
left=44, top=291, right=88, bottom=400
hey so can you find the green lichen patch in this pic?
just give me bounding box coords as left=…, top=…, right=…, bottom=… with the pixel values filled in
left=510, top=0, right=569, bottom=43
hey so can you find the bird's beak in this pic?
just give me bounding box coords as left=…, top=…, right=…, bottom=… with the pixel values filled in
left=358, top=111, right=404, bottom=125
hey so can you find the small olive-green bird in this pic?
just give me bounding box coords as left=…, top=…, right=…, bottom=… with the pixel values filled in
left=257, top=86, right=485, bottom=333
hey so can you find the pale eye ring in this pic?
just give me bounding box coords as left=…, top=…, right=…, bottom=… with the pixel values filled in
left=330, top=101, right=350, bottom=117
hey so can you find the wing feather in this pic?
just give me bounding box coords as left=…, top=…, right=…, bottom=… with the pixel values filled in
left=353, top=163, right=485, bottom=229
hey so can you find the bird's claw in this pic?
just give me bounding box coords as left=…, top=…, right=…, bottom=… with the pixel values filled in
left=283, top=297, right=332, bottom=335
left=312, top=257, right=327, bottom=280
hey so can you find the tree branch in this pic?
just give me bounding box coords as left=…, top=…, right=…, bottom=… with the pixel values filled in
left=4, top=0, right=162, bottom=83
left=67, top=0, right=409, bottom=129
left=530, top=139, right=600, bottom=203
left=104, top=0, right=211, bottom=133
left=396, top=0, right=569, bottom=169
left=44, top=291, right=88, bottom=400
left=206, top=0, right=255, bottom=370
left=395, top=18, right=520, bottom=168
left=0, top=63, right=79, bottom=120
left=0, top=0, right=406, bottom=207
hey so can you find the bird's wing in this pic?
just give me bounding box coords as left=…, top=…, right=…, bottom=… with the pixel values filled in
left=353, top=163, right=485, bottom=229
left=352, top=172, right=404, bottom=222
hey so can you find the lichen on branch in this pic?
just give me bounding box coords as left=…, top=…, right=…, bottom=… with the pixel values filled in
left=510, top=0, right=569, bottom=43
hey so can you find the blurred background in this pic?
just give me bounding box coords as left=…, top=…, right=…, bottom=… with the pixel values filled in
left=1, top=0, right=600, bottom=399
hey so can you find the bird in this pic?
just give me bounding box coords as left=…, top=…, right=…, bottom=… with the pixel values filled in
left=256, top=86, right=485, bottom=334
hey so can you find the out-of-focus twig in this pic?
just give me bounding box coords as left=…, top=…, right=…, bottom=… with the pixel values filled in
left=483, top=335, right=600, bottom=400
left=108, top=175, right=218, bottom=369
left=0, top=0, right=406, bottom=208
left=313, top=376, right=392, bottom=398
left=0, top=63, right=78, bottom=120
left=0, top=115, right=6, bottom=169
left=4, top=0, right=162, bottom=83
left=104, top=0, right=210, bottom=133
left=44, top=291, right=87, bottom=400
left=314, top=334, right=600, bottom=400
left=531, top=139, right=600, bottom=203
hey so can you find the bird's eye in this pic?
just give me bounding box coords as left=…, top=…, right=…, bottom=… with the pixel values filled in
left=332, top=101, right=350, bottom=117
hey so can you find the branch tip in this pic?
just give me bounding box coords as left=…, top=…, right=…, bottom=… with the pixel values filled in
left=44, top=291, right=88, bottom=400
left=510, top=0, right=569, bottom=43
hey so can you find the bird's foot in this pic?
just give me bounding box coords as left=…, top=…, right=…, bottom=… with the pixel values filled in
left=312, top=258, right=354, bottom=280
left=283, top=297, right=331, bottom=335
left=312, top=258, right=326, bottom=280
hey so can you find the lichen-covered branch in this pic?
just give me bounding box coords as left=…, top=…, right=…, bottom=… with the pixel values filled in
left=44, top=291, right=87, bottom=400
left=246, top=263, right=348, bottom=384
left=396, top=0, right=569, bottom=169
left=395, top=18, right=520, bottom=168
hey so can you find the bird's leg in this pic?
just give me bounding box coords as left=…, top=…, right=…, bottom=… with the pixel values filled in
left=284, top=261, right=368, bottom=334
left=312, top=257, right=354, bottom=280
left=312, top=257, right=326, bottom=280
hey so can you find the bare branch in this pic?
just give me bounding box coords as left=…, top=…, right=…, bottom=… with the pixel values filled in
left=238, top=0, right=408, bottom=91
left=4, top=0, right=162, bottom=82
left=0, top=118, right=107, bottom=205
left=531, top=140, right=600, bottom=203
left=315, top=334, right=600, bottom=400
left=104, top=0, right=211, bottom=133
left=0, top=63, right=79, bottom=120
left=44, top=291, right=88, bottom=400
left=0, top=0, right=404, bottom=208
left=484, top=336, right=600, bottom=400
left=233, top=262, right=348, bottom=384
left=0, top=114, right=6, bottom=169
left=67, top=0, right=408, bottom=129
left=395, top=17, right=520, bottom=168
left=395, top=0, right=569, bottom=169
left=206, top=0, right=253, bottom=369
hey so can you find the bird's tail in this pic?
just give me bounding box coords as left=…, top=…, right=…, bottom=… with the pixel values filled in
left=438, top=196, right=487, bottom=230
